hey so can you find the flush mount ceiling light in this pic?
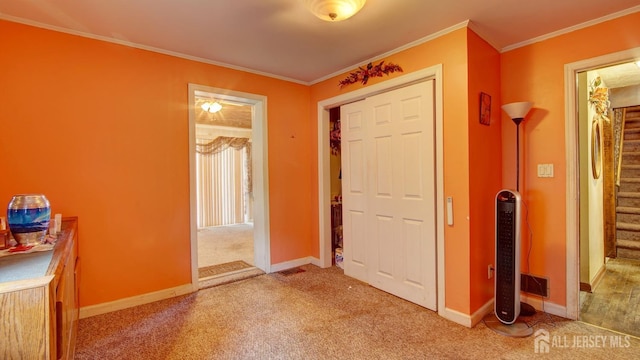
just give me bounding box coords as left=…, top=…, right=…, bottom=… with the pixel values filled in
left=303, top=0, right=366, bottom=21
left=636, top=60, right=640, bottom=68
left=201, top=101, right=222, bottom=113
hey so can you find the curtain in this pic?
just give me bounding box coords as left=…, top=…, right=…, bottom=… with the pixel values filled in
left=196, top=137, right=251, bottom=227
left=196, top=136, right=252, bottom=194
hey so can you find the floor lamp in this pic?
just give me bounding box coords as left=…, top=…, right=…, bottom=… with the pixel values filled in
left=501, top=102, right=533, bottom=191
left=485, top=101, right=533, bottom=337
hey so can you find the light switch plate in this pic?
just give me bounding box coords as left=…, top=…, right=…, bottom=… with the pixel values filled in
left=537, top=164, right=554, bottom=178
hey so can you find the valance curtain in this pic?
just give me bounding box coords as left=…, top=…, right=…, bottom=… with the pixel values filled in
left=196, top=136, right=252, bottom=227
left=196, top=136, right=252, bottom=195
left=196, top=136, right=250, bottom=155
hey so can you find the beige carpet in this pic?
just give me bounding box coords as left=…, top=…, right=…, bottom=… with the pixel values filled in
left=197, top=223, right=253, bottom=267
left=75, top=265, right=640, bottom=359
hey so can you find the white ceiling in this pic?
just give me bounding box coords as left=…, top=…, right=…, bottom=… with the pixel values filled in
left=1, top=0, right=640, bottom=84
left=596, top=62, right=640, bottom=88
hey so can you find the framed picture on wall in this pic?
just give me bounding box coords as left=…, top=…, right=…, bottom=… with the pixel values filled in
left=480, top=92, right=491, bottom=125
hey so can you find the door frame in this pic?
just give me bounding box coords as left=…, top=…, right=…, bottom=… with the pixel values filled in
left=188, top=84, right=271, bottom=287
left=564, top=47, right=640, bottom=319
left=316, top=65, right=445, bottom=313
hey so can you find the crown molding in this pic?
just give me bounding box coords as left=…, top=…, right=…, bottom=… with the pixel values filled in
left=310, top=20, right=470, bottom=85
left=501, top=5, right=640, bottom=53
left=0, top=14, right=308, bottom=86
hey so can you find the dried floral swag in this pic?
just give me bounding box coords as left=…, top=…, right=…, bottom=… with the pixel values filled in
left=588, top=76, right=610, bottom=118
left=339, top=61, right=403, bottom=88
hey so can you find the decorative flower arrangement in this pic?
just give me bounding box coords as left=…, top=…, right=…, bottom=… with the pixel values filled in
left=588, top=76, right=610, bottom=117
left=339, top=61, right=403, bottom=88
left=330, top=119, right=341, bottom=155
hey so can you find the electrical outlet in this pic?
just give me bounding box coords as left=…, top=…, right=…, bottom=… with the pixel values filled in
left=488, top=264, right=493, bottom=279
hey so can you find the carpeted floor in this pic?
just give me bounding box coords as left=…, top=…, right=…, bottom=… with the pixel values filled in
left=197, top=223, right=254, bottom=267
left=76, top=265, right=640, bottom=359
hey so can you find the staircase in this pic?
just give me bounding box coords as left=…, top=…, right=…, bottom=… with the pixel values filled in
left=616, top=106, right=640, bottom=259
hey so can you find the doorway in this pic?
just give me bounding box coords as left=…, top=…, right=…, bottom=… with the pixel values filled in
left=316, top=65, right=447, bottom=316
left=194, top=119, right=254, bottom=269
left=577, top=64, right=640, bottom=337
left=188, top=84, right=271, bottom=288
left=565, top=50, right=640, bottom=337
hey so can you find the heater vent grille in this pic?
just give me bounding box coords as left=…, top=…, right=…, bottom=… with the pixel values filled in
left=521, top=273, right=549, bottom=297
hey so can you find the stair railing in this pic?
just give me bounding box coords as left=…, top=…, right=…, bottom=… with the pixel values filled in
left=615, top=108, right=627, bottom=188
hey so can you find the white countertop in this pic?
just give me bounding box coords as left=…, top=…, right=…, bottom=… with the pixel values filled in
left=0, top=250, right=53, bottom=283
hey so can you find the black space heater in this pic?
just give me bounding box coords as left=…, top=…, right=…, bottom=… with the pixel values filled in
left=494, top=190, right=522, bottom=324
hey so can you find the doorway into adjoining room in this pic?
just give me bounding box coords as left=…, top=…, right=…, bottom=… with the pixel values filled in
left=575, top=61, right=640, bottom=338
left=195, top=117, right=254, bottom=269
left=188, top=85, right=270, bottom=288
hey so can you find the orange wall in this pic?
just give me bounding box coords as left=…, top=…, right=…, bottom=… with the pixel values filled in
left=467, top=30, right=502, bottom=312
left=501, top=12, right=640, bottom=307
left=310, top=28, right=473, bottom=314
left=0, top=20, right=312, bottom=306
left=6, top=10, right=638, bottom=316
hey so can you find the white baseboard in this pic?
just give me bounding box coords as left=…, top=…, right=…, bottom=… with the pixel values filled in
left=309, top=256, right=322, bottom=267
left=590, top=263, right=607, bottom=291
left=440, top=296, right=566, bottom=328
left=439, top=299, right=494, bottom=328
left=439, top=307, right=473, bottom=328
left=80, top=257, right=320, bottom=319
left=470, top=299, right=494, bottom=327
left=269, top=256, right=315, bottom=272
left=79, top=283, right=195, bottom=319
left=521, top=294, right=567, bottom=318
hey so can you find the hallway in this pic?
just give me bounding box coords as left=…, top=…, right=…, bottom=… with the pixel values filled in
left=579, top=257, right=640, bottom=337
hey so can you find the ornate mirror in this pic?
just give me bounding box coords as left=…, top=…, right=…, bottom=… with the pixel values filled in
left=591, top=119, right=602, bottom=179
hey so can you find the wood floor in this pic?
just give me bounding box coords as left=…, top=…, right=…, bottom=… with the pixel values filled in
left=579, top=257, right=640, bottom=337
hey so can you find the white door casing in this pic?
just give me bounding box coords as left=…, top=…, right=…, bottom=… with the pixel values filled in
left=188, top=84, right=271, bottom=288
left=564, top=47, right=640, bottom=320
left=341, top=80, right=437, bottom=310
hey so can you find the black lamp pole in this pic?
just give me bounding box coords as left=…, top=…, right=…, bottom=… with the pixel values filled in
left=512, top=117, right=524, bottom=192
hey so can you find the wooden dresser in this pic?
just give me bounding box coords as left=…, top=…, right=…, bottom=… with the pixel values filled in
left=0, top=217, right=79, bottom=360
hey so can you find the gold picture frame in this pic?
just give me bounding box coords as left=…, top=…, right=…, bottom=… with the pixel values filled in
left=591, top=119, right=602, bottom=179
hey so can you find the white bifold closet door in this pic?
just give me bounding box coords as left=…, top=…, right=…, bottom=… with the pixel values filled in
left=341, top=80, right=437, bottom=310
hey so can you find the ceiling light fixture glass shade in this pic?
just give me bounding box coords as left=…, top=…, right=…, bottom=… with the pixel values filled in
left=502, top=102, right=533, bottom=125
left=303, top=0, right=366, bottom=21
left=201, top=101, right=222, bottom=113
left=636, top=60, right=640, bottom=68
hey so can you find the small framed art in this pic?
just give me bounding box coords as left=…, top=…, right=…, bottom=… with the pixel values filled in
left=480, top=92, right=491, bottom=125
